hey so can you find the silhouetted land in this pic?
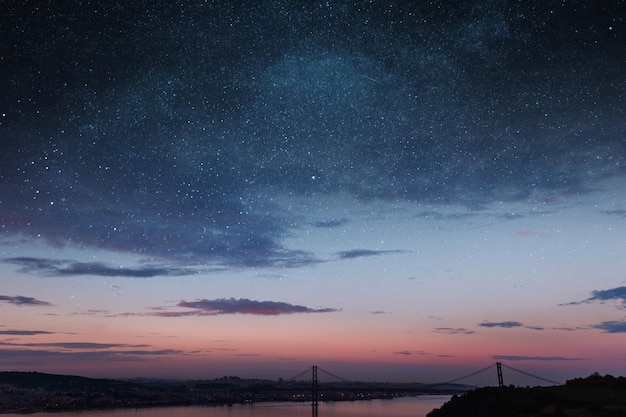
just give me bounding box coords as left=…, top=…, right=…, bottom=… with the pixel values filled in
left=0, top=371, right=466, bottom=413
left=3, top=371, right=624, bottom=415
left=427, top=373, right=626, bottom=417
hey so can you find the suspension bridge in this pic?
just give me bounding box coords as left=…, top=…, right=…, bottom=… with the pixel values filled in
left=281, top=362, right=561, bottom=408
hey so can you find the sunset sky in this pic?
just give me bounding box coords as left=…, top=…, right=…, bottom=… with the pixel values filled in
left=1, top=1, right=625, bottom=383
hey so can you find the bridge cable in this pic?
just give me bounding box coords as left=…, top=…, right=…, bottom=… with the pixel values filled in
left=438, top=363, right=497, bottom=386
left=501, top=363, right=562, bottom=386
left=317, top=367, right=352, bottom=383
left=287, top=368, right=313, bottom=381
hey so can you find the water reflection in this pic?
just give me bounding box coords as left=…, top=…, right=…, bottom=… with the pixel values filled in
left=4, top=396, right=450, bottom=417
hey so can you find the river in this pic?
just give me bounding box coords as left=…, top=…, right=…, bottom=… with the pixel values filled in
left=2, top=396, right=450, bottom=417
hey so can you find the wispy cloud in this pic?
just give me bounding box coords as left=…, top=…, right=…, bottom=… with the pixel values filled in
left=587, top=287, right=626, bottom=307
left=336, top=249, right=406, bottom=260
left=227, top=250, right=322, bottom=269
left=0, top=295, right=52, bottom=307
left=69, top=309, right=112, bottom=316
left=602, top=209, right=626, bottom=218
left=0, top=341, right=151, bottom=349
left=478, top=321, right=543, bottom=330
left=0, top=330, right=54, bottom=335
left=0, top=348, right=190, bottom=364
left=493, top=355, right=586, bottom=361
left=552, top=326, right=588, bottom=332
left=479, top=321, right=524, bottom=328
left=414, top=211, right=479, bottom=221
left=434, top=327, right=475, bottom=335
left=122, top=298, right=339, bottom=317
left=312, top=218, right=348, bottom=228
left=563, top=286, right=626, bottom=308
left=393, top=350, right=453, bottom=358
left=179, top=298, right=338, bottom=315
left=393, top=350, right=426, bottom=356
left=592, top=321, right=626, bottom=333
left=4, top=257, right=197, bottom=278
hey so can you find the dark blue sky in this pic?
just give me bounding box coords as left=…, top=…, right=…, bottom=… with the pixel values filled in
left=1, top=1, right=625, bottom=381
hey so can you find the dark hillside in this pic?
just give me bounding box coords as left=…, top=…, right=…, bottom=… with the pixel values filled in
left=0, top=371, right=136, bottom=391
left=427, top=374, right=626, bottom=417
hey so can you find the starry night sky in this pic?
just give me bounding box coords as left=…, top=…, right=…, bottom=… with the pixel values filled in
left=1, top=1, right=625, bottom=382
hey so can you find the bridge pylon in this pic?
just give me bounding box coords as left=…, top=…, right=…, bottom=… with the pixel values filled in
left=496, top=362, right=504, bottom=387
left=311, top=365, right=319, bottom=408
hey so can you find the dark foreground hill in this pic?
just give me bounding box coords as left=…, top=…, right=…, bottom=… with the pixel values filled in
left=0, top=371, right=137, bottom=391
left=0, top=371, right=462, bottom=413
left=0, top=371, right=268, bottom=412
left=427, top=373, right=626, bottom=417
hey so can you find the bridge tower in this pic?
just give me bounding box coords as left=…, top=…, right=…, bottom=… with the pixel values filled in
left=311, top=365, right=319, bottom=408
left=496, top=362, right=504, bottom=387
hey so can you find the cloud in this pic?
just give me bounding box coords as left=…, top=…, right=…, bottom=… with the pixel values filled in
left=602, top=209, right=626, bottom=218
left=493, top=355, right=586, bottom=361
left=0, top=295, right=53, bottom=307
left=121, top=298, right=340, bottom=317
left=394, top=350, right=425, bottom=356
left=312, top=218, right=348, bottom=228
left=592, top=321, right=626, bottom=333
left=552, top=326, right=587, bottom=332
left=225, top=250, right=322, bottom=269
left=0, top=342, right=151, bottom=349
left=434, top=327, right=476, bottom=335
left=336, top=249, right=406, bottom=260
left=0, top=348, right=190, bottom=364
left=585, top=287, right=626, bottom=307
left=177, top=298, right=338, bottom=316
left=393, top=350, right=454, bottom=358
left=69, top=309, right=112, bottom=316
left=477, top=321, right=542, bottom=331
left=4, top=257, right=197, bottom=278
left=479, top=321, right=524, bottom=328
left=110, top=349, right=187, bottom=356
left=414, top=211, right=479, bottom=221
left=0, top=330, right=54, bottom=335
left=563, top=286, right=626, bottom=308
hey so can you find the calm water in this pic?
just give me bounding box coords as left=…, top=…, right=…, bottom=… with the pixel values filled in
left=5, top=396, right=450, bottom=417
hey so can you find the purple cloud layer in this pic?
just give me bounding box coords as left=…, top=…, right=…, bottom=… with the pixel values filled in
left=336, top=249, right=407, bottom=260
left=121, top=298, right=339, bottom=317
left=0, top=330, right=54, bottom=335
left=0, top=295, right=52, bottom=306
left=5, top=257, right=197, bottom=278
left=178, top=298, right=338, bottom=315
left=493, top=355, right=586, bottom=361
left=592, top=321, right=626, bottom=333
left=434, top=327, right=476, bottom=335
left=0, top=342, right=151, bottom=349
left=479, top=321, right=524, bottom=328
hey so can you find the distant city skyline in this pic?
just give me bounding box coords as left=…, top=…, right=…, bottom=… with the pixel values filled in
left=1, top=1, right=625, bottom=383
